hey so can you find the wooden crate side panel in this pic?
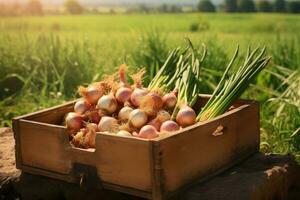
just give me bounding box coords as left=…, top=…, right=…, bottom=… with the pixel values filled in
left=95, top=134, right=152, bottom=192
left=159, top=104, right=259, bottom=192
left=19, top=120, right=72, bottom=174
left=235, top=102, right=260, bottom=152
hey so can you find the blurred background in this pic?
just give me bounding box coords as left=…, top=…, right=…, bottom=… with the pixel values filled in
left=0, top=0, right=299, bottom=161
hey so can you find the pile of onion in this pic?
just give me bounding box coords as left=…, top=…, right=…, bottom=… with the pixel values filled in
left=65, top=64, right=198, bottom=149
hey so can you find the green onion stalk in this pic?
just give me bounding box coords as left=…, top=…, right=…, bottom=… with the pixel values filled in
left=197, top=46, right=271, bottom=122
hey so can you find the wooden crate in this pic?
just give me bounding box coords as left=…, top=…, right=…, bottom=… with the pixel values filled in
left=13, top=95, right=260, bottom=199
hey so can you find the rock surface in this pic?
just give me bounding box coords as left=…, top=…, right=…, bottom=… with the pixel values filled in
left=0, top=128, right=300, bottom=200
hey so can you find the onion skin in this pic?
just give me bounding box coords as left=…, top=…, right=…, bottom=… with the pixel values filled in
left=65, top=112, right=83, bottom=131
left=160, top=120, right=180, bottom=133
left=85, top=111, right=101, bottom=124
left=162, top=91, right=177, bottom=109
left=147, top=110, right=171, bottom=130
left=138, top=125, right=159, bottom=139
left=130, top=88, right=148, bottom=107
left=98, top=116, right=119, bottom=133
left=117, top=130, right=132, bottom=137
left=118, top=106, right=133, bottom=121
left=72, top=128, right=87, bottom=148
left=84, top=123, right=98, bottom=148
left=176, top=106, right=196, bottom=127
left=128, top=109, right=148, bottom=128
left=140, top=92, right=163, bottom=116
left=78, top=85, right=102, bottom=105
left=116, top=87, right=132, bottom=103
left=74, top=100, right=91, bottom=115
left=97, top=93, right=118, bottom=114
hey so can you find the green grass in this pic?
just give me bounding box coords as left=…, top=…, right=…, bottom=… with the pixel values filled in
left=0, top=13, right=299, bottom=161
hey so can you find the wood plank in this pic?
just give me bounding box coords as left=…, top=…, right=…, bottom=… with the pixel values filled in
left=158, top=103, right=259, bottom=192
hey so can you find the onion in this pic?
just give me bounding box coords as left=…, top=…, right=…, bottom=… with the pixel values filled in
left=84, top=123, right=98, bottom=148
left=65, top=112, right=83, bottom=131
left=116, top=87, right=132, bottom=103
left=160, top=120, right=180, bottom=133
left=118, top=106, right=133, bottom=121
left=140, top=92, right=163, bottom=116
left=117, top=130, right=132, bottom=137
left=138, top=125, right=159, bottom=139
left=85, top=110, right=101, bottom=124
left=162, top=90, right=177, bottom=109
left=74, top=100, right=91, bottom=115
left=78, top=85, right=102, bottom=105
left=130, top=69, right=148, bottom=107
left=128, top=109, right=148, bottom=128
left=98, top=116, right=119, bottom=133
left=131, top=88, right=148, bottom=107
left=176, top=105, right=196, bottom=127
left=147, top=110, right=171, bottom=130
left=97, top=93, right=118, bottom=114
left=115, top=65, right=132, bottom=103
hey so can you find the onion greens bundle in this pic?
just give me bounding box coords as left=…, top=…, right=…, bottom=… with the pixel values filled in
left=197, top=46, right=271, bottom=121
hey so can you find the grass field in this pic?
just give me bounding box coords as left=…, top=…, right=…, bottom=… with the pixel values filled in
left=0, top=13, right=299, bottom=160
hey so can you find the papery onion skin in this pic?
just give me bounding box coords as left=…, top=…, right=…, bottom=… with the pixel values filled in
left=162, top=91, right=177, bottom=109
left=117, top=130, right=132, bottom=137
left=147, top=110, right=171, bottom=130
left=65, top=112, right=84, bottom=131
left=78, top=86, right=102, bottom=105
left=72, top=128, right=87, bottom=148
left=116, top=87, right=132, bottom=103
left=97, top=94, right=118, bottom=114
left=118, top=106, right=133, bottom=121
left=140, top=92, right=163, bottom=116
left=130, top=88, right=148, bottom=107
left=85, top=111, right=101, bottom=124
left=128, top=109, right=148, bottom=128
left=98, top=116, right=119, bottom=133
left=74, top=100, right=91, bottom=115
left=176, top=106, right=196, bottom=127
left=84, top=123, right=98, bottom=148
left=160, top=120, right=180, bottom=133
left=138, top=125, right=159, bottom=139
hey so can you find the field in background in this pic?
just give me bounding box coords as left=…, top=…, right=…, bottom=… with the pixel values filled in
left=0, top=13, right=299, bottom=160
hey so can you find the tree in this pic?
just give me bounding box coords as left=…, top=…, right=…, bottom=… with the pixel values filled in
left=273, top=0, right=285, bottom=12
left=225, top=0, right=238, bottom=12
left=64, top=0, right=83, bottom=14
left=257, top=0, right=273, bottom=12
left=25, top=0, right=43, bottom=15
left=198, top=0, right=216, bottom=12
left=287, top=1, right=300, bottom=13
left=238, top=0, right=256, bottom=12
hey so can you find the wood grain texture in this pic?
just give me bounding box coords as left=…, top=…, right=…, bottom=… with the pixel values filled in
left=13, top=96, right=260, bottom=199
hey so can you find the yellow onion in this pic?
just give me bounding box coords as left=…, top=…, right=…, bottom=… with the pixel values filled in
left=78, top=85, right=102, bottom=105
left=118, top=106, right=133, bottom=121
left=147, top=110, right=171, bottom=130
left=97, top=93, right=118, bottom=114
left=160, top=120, right=180, bottom=133
left=128, top=109, right=148, bottom=128
left=74, top=100, right=91, bottom=115
left=65, top=112, right=84, bottom=131
left=138, top=125, right=159, bottom=139
left=117, top=130, right=132, bottom=137
left=98, top=116, right=119, bottom=133
left=162, top=90, right=177, bottom=109
left=140, top=92, right=163, bottom=116
left=176, top=105, right=196, bottom=127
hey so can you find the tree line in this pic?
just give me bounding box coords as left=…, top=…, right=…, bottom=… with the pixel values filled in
left=198, top=0, right=300, bottom=13
left=0, top=0, right=299, bottom=16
